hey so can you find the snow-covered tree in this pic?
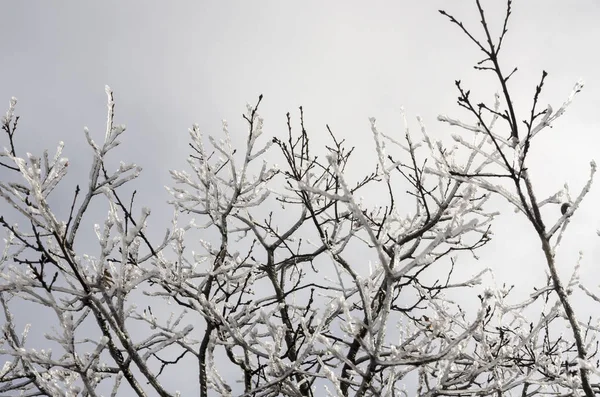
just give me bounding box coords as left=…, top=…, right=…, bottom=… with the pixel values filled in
left=0, top=1, right=597, bottom=396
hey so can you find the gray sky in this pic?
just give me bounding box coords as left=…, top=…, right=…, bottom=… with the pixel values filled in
left=1, top=0, right=600, bottom=394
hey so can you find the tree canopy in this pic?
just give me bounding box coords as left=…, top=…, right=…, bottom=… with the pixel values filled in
left=0, top=1, right=597, bottom=396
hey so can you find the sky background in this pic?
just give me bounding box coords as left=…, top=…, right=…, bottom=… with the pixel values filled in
left=1, top=1, right=599, bottom=395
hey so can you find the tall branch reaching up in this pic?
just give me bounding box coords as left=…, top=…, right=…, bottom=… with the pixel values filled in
left=439, top=2, right=595, bottom=396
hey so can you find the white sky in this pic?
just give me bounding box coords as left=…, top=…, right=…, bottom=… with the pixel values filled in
left=1, top=1, right=599, bottom=394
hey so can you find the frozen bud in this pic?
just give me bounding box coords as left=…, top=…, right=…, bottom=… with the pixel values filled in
left=561, top=203, right=570, bottom=215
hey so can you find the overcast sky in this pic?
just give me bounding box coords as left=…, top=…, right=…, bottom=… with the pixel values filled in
left=1, top=1, right=599, bottom=395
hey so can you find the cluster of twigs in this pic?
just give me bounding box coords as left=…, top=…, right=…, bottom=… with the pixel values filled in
left=0, top=1, right=597, bottom=396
